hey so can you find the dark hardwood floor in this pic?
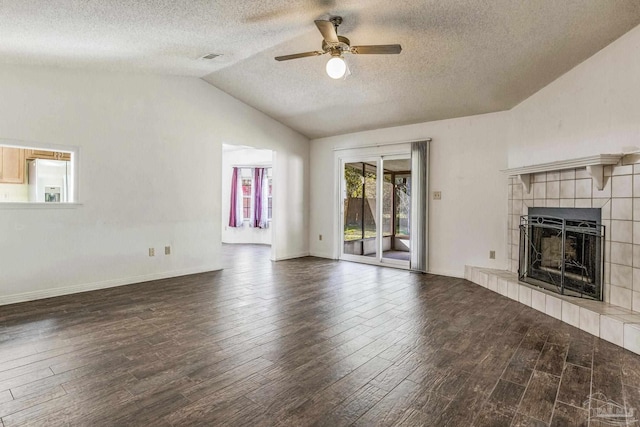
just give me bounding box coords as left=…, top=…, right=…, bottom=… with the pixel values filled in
left=1, top=244, right=639, bottom=426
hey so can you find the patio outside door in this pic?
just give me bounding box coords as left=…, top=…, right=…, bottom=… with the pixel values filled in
left=341, top=155, right=411, bottom=268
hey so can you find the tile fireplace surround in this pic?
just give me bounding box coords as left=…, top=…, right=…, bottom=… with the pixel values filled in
left=467, top=156, right=640, bottom=356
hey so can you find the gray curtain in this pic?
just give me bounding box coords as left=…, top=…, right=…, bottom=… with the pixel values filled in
left=410, top=140, right=429, bottom=272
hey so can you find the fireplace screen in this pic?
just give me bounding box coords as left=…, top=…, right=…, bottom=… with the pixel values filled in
left=519, top=214, right=604, bottom=300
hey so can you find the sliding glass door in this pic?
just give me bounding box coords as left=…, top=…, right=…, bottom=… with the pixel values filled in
left=341, top=155, right=411, bottom=268
left=382, top=163, right=411, bottom=263
left=343, top=161, right=379, bottom=259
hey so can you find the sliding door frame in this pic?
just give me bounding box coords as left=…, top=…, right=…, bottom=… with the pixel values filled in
left=335, top=145, right=414, bottom=269
left=339, top=155, right=384, bottom=266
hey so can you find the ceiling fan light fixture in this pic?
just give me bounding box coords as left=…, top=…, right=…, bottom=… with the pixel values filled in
left=326, top=56, right=346, bottom=79
left=275, top=17, right=401, bottom=81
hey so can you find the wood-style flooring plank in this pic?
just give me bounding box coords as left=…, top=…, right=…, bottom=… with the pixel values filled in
left=592, top=360, right=624, bottom=403
left=353, top=379, right=431, bottom=426
left=180, top=357, right=273, bottom=401
left=1, top=388, right=132, bottom=427
left=518, top=370, right=561, bottom=424
left=487, top=379, right=526, bottom=410
left=556, top=363, right=591, bottom=408
left=621, top=352, right=640, bottom=387
left=565, top=337, right=594, bottom=369
left=164, top=375, right=272, bottom=426
left=472, top=402, right=515, bottom=427
left=0, top=368, right=53, bottom=394
left=511, top=412, right=549, bottom=426
left=622, top=383, right=640, bottom=417
left=549, top=401, right=588, bottom=426
left=0, top=244, right=637, bottom=425
left=10, top=354, right=133, bottom=400
left=502, top=346, right=541, bottom=385
left=307, top=384, right=388, bottom=427
left=0, top=392, right=11, bottom=405
left=0, top=386, right=66, bottom=419
left=535, top=342, right=569, bottom=377
left=432, top=375, right=492, bottom=426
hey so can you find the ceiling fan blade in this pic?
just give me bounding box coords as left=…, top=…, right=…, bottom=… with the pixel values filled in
left=314, top=20, right=339, bottom=44
left=351, top=44, right=402, bottom=55
left=275, top=51, right=325, bottom=61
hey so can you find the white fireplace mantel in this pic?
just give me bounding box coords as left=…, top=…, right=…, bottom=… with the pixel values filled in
left=503, top=154, right=623, bottom=193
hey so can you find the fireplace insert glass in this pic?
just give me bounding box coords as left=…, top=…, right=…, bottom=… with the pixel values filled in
left=519, top=208, right=604, bottom=300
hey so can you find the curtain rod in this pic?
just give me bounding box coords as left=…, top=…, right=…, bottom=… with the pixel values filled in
left=333, top=138, right=432, bottom=152
left=231, top=164, right=272, bottom=168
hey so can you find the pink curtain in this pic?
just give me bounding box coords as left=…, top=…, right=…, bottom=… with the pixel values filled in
left=253, top=168, right=264, bottom=228
left=228, top=167, right=242, bottom=227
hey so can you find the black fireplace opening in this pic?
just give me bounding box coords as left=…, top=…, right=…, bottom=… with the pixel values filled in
left=519, top=208, right=604, bottom=300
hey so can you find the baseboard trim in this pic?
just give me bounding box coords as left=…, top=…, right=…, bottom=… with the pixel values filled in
left=309, top=252, right=337, bottom=260
left=0, top=265, right=222, bottom=307
left=427, top=269, right=465, bottom=279
left=273, top=252, right=310, bottom=261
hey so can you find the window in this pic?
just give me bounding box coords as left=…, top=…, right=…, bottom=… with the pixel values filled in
left=238, top=167, right=272, bottom=222
left=0, top=142, right=77, bottom=204
left=240, top=168, right=252, bottom=220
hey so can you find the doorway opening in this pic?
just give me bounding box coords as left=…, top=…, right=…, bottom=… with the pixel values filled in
left=221, top=144, right=275, bottom=260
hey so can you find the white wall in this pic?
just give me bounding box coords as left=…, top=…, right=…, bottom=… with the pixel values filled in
left=309, top=112, right=509, bottom=277
left=221, top=146, right=272, bottom=246
left=0, top=64, right=309, bottom=305
left=509, top=24, right=640, bottom=168
left=0, top=183, right=28, bottom=202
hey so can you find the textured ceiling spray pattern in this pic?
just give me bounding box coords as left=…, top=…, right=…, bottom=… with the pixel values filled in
left=0, top=0, right=639, bottom=138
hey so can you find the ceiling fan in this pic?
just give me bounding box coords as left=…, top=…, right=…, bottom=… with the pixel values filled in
left=275, top=16, right=402, bottom=79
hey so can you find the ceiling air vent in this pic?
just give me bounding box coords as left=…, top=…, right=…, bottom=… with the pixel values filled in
left=199, top=53, right=222, bottom=60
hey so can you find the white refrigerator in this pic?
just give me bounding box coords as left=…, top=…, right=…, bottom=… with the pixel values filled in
left=28, top=159, right=71, bottom=202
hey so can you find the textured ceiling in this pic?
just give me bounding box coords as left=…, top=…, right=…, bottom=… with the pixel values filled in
left=1, top=1, right=640, bottom=139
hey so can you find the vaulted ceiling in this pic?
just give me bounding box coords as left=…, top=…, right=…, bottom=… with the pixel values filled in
left=1, top=1, right=640, bottom=138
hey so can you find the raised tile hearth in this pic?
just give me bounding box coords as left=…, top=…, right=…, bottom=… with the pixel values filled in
left=465, top=266, right=640, bottom=356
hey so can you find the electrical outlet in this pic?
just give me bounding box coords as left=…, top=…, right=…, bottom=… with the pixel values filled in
left=319, top=234, right=323, bottom=241
left=165, top=245, right=171, bottom=255
left=489, top=250, right=496, bottom=259
left=433, top=191, right=442, bottom=200
left=149, top=248, right=155, bottom=257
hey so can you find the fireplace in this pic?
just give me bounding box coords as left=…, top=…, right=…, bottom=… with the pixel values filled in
left=519, top=208, right=604, bottom=300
